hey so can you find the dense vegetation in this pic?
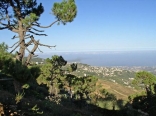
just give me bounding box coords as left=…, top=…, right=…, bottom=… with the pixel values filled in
left=1, top=43, right=156, bottom=116
left=0, top=0, right=156, bottom=116
left=0, top=43, right=123, bottom=116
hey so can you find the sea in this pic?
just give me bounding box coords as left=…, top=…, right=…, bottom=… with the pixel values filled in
left=38, top=50, right=156, bottom=67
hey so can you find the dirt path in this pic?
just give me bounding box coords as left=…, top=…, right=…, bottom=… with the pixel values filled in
left=113, top=89, right=128, bottom=97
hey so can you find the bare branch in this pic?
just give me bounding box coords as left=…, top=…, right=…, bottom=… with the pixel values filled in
left=9, top=41, right=19, bottom=48
left=25, top=47, right=31, bottom=53
left=32, top=20, right=59, bottom=28
left=10, top=43, right=20, bottom=53
left=25, top=40, right=33, bottom=47
left=28, top=30, right=47, bottom=36
left=10, top=39, right=26, bottom=53
left=0, top=21, right=19, bottom=32
left=11, top=35, right=17, bottom=39
left=25, top=36, right=39, bottom=65
left=31, top=27, right=44, bottom=32
left=0, top=26, right=8, bottom=30
left=25, top=36, right=31, bottom=39
left=24, top=34, right=31, bottom=39
left=24, top=35, right=56, bottom=65
left=38, top=47, right=43, bottom=53
left=11, top=34, right=30, bottom=39
left=33, top=55, right=38, bottom=57
left=38, top=43, right=56, bottom=48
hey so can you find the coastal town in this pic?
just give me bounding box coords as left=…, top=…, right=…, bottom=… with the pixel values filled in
left=68, top=63, right=156, bottom=89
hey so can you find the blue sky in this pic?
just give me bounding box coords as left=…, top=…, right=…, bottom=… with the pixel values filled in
left=0, top=0, right=156, bottom=52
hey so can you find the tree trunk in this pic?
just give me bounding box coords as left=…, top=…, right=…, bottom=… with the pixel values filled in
left=16, top=20, right=25, bottom=62
left=14, top=21, right=26, bottom=93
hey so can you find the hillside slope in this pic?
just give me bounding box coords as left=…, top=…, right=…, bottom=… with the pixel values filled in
left=97, top=79, right=140, bottom=100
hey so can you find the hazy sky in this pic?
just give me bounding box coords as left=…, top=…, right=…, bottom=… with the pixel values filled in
left=0, top=0, right=156, bottom=52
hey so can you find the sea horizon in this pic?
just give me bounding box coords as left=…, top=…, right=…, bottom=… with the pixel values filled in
left=33, top=50, right=156, bottom=67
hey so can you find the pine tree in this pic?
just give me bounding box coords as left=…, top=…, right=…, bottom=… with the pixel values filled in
left=133, top=71, right=156, bottom=97
left=0, top=0, right=77, bottom=93
left=130, top=71, right=156, bottom=115
left=0, top=42, right=8, bottom=53
left=37, top=55, right=77, bottom=103
left=0, top=0, right=77, bottom=65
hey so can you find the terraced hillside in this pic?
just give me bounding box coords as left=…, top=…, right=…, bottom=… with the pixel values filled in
left=97, top=79, right=140, bottom=100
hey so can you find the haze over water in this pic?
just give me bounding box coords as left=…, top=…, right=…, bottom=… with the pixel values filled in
left=38, top=50, right=156, bottom=67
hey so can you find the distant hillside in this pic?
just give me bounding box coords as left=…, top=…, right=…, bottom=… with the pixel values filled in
left=71, top=63, right=136, bottom=87
left=71, top=63, right=156, bottom=85
left=23, top=57, right=45, bottom=63
left=68, top=63, right=153, bottom=100
left=31, top=58, right=45, bottom=62
left=22, top=58, right=154, bottom=100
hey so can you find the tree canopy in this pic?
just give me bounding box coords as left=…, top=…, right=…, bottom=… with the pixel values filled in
left=0, top=0, right=77, bottom=65
left=133, top=71, right=156, bottom=96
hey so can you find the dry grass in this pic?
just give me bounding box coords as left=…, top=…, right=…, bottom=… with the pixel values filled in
left=97, top=79, right=141, bottom=100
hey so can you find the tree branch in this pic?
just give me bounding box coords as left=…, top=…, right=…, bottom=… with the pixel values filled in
left=33, top=55, right=38, bottom=57
left=0, top=26, right=8, bottom=30
left=9, top=41, right=19, bottom=48
left=9, top=0, right=22, bottom=20
left=30, top=27, right=44, bottom=32
left=38, top=43, right=56, bottom=48
left=28, top=30, right=47, bottom=36
left=25, top=36, right=39, bottom=65
left=11, top=34, right=30, bottom=39
left=11, top=35, right=17, bottom=39
left=32, top=20, right=59, bottom=28
left=10, top=39, right=26, bottom=53
left=10, top=42, right=20, bottom=53
left=25, top=40, right=33, bottom=47
left=0, top=21, right=19, bottom=32
left=25, top=47, right=31, bottom=53
left=38, top=47, right=43, bottom=53
left=24, top=35, right=56, bottom=65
